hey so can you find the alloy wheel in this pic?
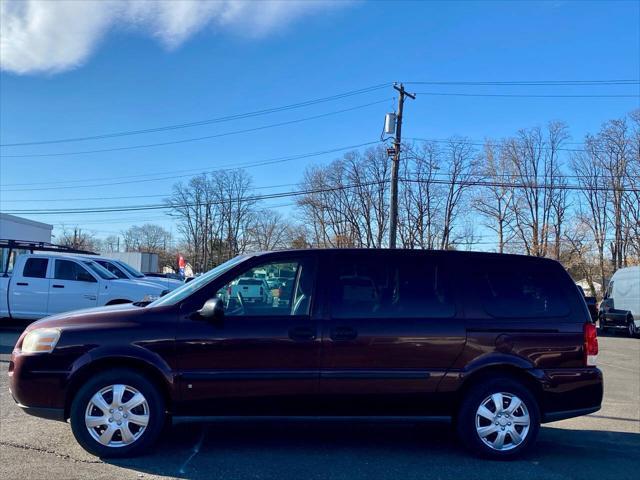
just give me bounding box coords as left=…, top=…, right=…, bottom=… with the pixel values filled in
left=475, top=392, right=530, bottom=451
left=84, top=384, right=150, bottom=448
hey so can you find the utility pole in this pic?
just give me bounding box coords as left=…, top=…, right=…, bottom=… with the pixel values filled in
left=388, top=83, right=415, bottom=248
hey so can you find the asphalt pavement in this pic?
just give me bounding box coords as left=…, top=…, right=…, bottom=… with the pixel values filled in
left=0, top=328, right=638, bottom=480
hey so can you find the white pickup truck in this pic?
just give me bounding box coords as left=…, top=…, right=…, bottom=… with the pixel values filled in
left=86, top=256, right=183, bottom=291
left=0, top=253, right=167, bottom=320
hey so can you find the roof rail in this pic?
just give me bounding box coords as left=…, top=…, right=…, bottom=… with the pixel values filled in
left=0, top=239, right=97, bottom=255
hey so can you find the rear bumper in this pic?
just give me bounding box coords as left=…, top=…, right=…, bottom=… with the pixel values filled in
left=542, top=406, right=600, bottom=423
left=538, top=367, right=603, bottom=423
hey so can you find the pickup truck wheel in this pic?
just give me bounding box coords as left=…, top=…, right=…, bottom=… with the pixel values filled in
left=70, top=369, right=165, bottom=458
left=628, top=317, right=638, bottom=338
left=457, top=377, right=540, bottom=460
left=106, top=299, right=132, bottom=306
left=598, top=315, right=609, bottom=333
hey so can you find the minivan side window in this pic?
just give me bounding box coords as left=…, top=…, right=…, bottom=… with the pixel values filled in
left=476, top=266, right=570, bottom=318
left=329, top=254, right=455, bottom=319
left=23, top=258, right=48, bottom=278
left=54, top=260, right=97, bottom=283
left=215, top=259, right=314, bottom=317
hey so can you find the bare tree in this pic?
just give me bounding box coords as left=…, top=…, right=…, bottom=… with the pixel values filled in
left=58, top=226, right=101, bottom=252
left=167, top=170, right=256, bottom=272
left=440, top=138, right=479, bottom=250
left=473, top=141, right=516, bottom=253
left=122, top=224, right=172, bottom=253
left=504, top=122, right=569, bottom=257
left=102, top=235, right=120, bottom=253
left=398, top=141, right=442, bottom=249
left=246, top=209, right=291, bottom=251
left=297, top=146, right=390, bottom=248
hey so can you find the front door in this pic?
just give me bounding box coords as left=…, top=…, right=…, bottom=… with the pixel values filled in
left=175, top=254, right=320, bottom=416
left=319, top=251, right=466, bottom=415
left=47, top=259, right=100, bottom=315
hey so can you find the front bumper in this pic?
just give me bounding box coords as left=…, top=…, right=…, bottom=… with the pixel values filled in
left=8, top=350, right=70, bottom=420
left=14, top=402, right=66, bottom=422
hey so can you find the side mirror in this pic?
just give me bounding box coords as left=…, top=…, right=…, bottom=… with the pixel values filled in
left=197, top=297, right=224, bottom=322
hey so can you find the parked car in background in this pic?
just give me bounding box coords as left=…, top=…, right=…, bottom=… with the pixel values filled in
left=86, top=256, right=183, bottom=291
left=9, top=249, right=602, bottom=459
left=0, top=253, right=167, bottom=320
left=229, top=277, right=272, bottom=305
left=599, top=266, right=640, bottom=337
left=145, top=272, right=184, bottom=281
left=577, top=285, right=598, bottom=323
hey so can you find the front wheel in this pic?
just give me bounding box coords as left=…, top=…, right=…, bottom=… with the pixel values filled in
left=70, top=369, right=165, bottom=458
left=457, top=377, right=540, bottom=460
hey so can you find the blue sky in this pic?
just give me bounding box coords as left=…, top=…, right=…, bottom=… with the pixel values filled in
left=1, top=0, right=639, bottom=243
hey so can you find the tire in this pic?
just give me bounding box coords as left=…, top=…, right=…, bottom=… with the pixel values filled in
left=106, top=299, right=132, bottom=306
left=628, top=317, right=638, bottom=338
left=599, top=315, right=609, bottom=333
left=70, top=369, right=165, bottom=458
left=456, top=377, right=540, bottom=460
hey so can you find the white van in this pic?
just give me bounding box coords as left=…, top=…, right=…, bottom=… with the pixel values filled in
left=599, top=266, right=640, bottom=337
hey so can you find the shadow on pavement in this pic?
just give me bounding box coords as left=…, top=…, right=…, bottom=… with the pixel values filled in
left=106, top=421, right=640, bottom=480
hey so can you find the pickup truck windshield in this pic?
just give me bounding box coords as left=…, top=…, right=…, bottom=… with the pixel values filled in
left=83, top=261, right=118, bottom=280
left=116, top=261, right=145, bottom=278
left=149, top=255, right=249, bottom=307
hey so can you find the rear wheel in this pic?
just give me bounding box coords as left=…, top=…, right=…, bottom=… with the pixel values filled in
left=628, top=317, right=638, bottom=337
left=457, top=377, right=540, bottom=460
left=599, top=315, right=609, bottom=333
left=70, top=369, right=165, bottom=458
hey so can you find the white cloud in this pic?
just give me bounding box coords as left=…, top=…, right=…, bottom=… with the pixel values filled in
left=0, top=0, right=348, bottom=75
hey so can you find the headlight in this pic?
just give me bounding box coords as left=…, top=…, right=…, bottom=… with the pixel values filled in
left=22, top=329, right=61, bottom=354
left=142, top=294, right=160, bottom=302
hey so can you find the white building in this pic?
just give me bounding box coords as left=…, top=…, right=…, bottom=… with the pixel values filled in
left=0, top=213, right=53, bottom=243
left=102, top=251, right=159, bottom=274
left=0, top=213, right=54, bottom=273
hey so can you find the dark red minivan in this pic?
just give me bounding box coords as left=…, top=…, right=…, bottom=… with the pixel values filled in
left=8, top=249, right=603, bottom=459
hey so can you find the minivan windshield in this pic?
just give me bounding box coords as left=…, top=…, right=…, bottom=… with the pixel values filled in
left=116, top=261, right=145, bottom=278
left=83, top=260, right=118, bottom=280
left=148, top=255, right=249, bottom=307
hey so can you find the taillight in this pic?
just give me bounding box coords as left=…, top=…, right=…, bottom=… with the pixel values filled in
left=227, top=286, right=231, bottom=295
left=584, top=322, right=598, bottom=366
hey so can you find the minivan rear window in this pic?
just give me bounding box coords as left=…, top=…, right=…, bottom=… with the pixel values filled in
left=476, top=266, right=570, bottom=318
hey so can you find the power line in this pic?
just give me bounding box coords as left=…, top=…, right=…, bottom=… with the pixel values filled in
left=414, top=91, right=639, bottom=98
left=0, top=140, right=382, bottom=191
left=404, top=137, right=601, bottom=153
left=6, top=176, right=640, bottom=216
left=404, top=80, right=639, bottom=85
left=0, top=99, right=390, bottom=159
left=0, top=83, right=391, bottom=147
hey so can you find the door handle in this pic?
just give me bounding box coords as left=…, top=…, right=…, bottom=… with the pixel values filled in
left=84, top=294, right=97, bottom=300
left=330, top=326, right=358, bottom=342
left=288, top=326, right=316, bottom=341
left=52, top=284, right=64, bottom=288
left=16, top=282, right=29, bottom=286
